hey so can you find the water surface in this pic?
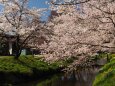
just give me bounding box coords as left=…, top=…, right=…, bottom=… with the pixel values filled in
left=17, top=68, right=98, bottom=86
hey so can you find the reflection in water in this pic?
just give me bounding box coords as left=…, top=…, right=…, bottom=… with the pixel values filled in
left=17, top=68, right=98, bottom=86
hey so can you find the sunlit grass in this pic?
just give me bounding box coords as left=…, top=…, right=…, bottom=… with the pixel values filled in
left=93, top=57, right=115, bottom=86
left=0, top=55, right=59, bottom=74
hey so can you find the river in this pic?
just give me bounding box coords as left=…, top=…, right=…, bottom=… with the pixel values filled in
left=15, top=68, right=98, bottom=86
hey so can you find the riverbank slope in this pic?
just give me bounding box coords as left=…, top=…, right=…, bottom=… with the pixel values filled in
left=93, top=57, right=115, bottom=86
left=0, top=56, right=61, bottom=85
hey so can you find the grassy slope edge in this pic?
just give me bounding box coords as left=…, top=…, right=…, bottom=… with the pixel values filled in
left=93, top=57, right=115, bottom=86
left=0, top=55, right=61, bottom=84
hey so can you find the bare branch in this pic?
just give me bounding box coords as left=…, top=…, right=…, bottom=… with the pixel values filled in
left=74, top=41, right=115, bottom=49
left=51, top=0, right=91, bottom=5
left=88, top=3, right=115, bottom=15
left=4, top=14, right=16, bottom=27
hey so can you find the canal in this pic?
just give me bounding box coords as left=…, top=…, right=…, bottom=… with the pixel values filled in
left=16, top=68, right=98, bottom=86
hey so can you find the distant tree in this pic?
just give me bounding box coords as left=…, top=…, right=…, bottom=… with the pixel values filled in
left=0, top=0, right=45, bottom=59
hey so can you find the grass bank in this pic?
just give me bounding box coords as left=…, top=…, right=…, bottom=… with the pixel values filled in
left=93, top=57, right=115, bottom=86
left=0, top=55, right=61, bottom=84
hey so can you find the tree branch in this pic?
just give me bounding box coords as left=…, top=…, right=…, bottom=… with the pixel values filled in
left=51, top=0, right=91, bottom=5
left=88, top=3, right=115, bottom=15
left=73, top=41, right=115, bottom=49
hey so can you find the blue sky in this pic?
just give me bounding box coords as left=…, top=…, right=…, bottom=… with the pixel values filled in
left=29, top=0, right=50, bottom=21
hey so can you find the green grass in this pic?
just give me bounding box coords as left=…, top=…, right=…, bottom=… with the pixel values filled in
left=93, top=57, right=115, bottom=86
left=91, top=53, right=114, bottom=60
left=50, top=57, right=75, bottom=68
left=0, top=55, right=62, bottom=85
left=0, top=55, right=60, bottom=74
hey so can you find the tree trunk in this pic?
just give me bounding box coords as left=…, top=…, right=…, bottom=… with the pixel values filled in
left=14, top=48, right=22, bottom=59
left=107, top=53, right=110, bottom=62
left=14, top=35, right=22, bottom=59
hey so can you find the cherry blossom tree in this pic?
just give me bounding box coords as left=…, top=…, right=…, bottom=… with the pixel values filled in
left=0, top=0, right=45, bottom=59
left=40, top=0, right=115, bottom=70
